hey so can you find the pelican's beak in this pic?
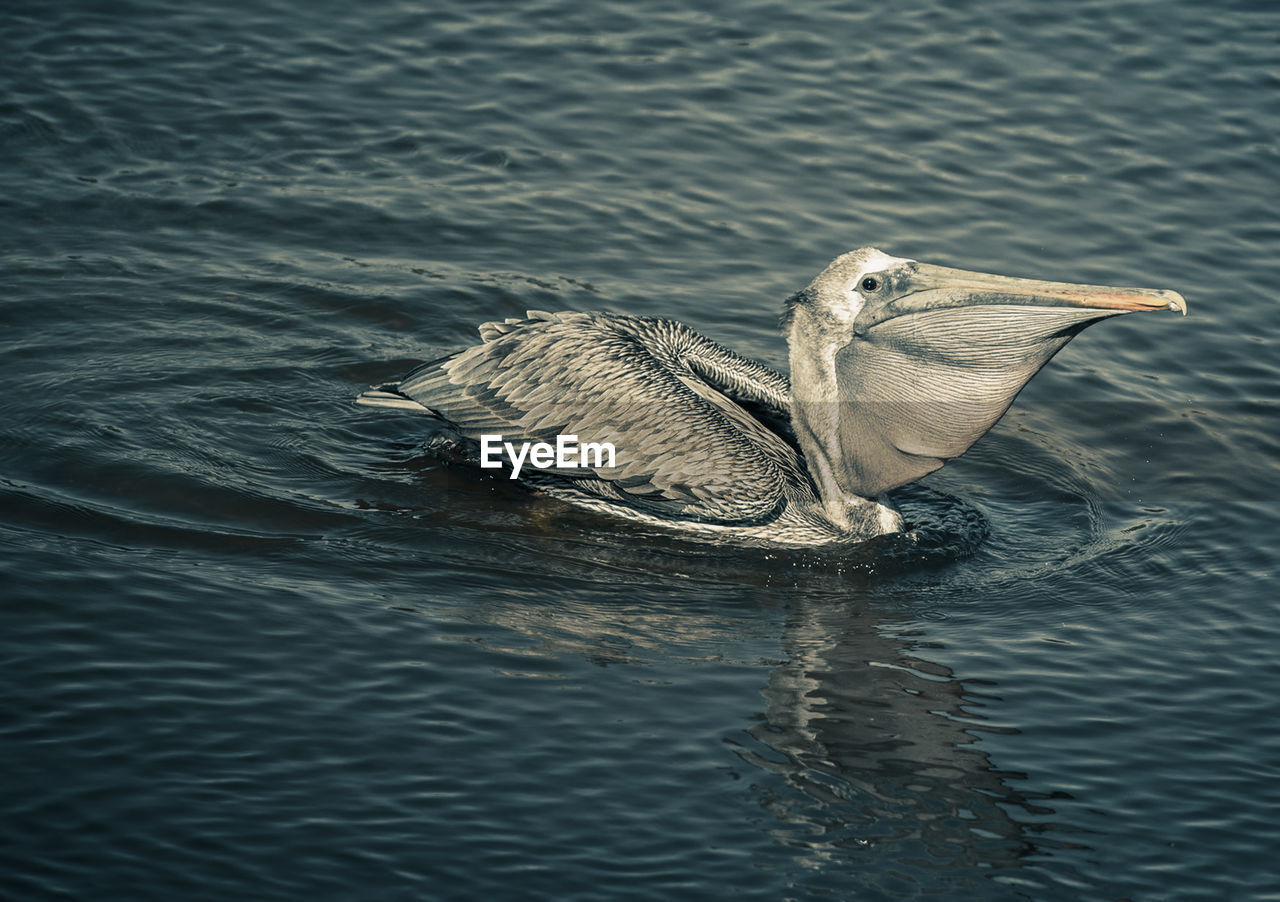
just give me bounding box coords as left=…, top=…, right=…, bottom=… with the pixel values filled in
left=863, top=262, right=1187, bottom=327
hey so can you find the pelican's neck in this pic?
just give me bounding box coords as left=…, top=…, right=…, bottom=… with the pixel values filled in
left=787, top=313, right=903, bottom=536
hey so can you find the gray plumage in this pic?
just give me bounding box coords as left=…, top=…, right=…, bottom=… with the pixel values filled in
left=357, top=248, right=1185, bottom=546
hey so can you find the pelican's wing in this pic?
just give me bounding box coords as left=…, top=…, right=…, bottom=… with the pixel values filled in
left=375, top=311, right=800, bottom=523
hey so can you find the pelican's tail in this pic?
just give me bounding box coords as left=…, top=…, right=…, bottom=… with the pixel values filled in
left=355, top=383, right=431, bottom=412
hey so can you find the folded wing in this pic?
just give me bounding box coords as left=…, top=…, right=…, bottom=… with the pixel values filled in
left=374, top=311, right=802, bottom=523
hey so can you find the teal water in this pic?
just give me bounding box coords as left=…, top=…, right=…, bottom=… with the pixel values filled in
left=3, top=1, right=1279, bottom=899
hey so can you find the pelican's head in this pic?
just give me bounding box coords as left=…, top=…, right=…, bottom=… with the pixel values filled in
left=785, top=247, right=1187, bottom=502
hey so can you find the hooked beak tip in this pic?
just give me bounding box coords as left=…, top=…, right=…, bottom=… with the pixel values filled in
left=1165, top=290, right=1189, bottom=316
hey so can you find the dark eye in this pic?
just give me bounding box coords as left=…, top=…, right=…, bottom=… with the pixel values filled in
left=860, top=276, right=880, bottom=292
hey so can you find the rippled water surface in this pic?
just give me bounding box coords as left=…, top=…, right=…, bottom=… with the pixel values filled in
left=4, top=1, right=1279, bottom=899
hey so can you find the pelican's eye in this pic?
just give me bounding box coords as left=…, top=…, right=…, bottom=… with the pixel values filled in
left=860, top=276, right=881, bottom=292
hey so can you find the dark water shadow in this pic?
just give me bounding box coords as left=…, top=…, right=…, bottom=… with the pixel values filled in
left=731, top=594, right=1081, bottom=899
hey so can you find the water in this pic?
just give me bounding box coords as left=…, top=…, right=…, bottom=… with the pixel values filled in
left=3, top=0, right=1278, bottom=898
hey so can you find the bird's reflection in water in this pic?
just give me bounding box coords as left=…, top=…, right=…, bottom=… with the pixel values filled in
left=731, top=594, right=1070, bottom=895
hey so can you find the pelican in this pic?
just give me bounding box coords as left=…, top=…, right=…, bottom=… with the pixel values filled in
left=357, top=248, right=1186, bottom=546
